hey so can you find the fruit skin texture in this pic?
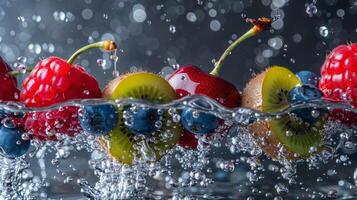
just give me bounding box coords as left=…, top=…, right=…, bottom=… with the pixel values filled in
left=126, top=108, right=159, bottom=135
left=319, top=43, right=357, bottom=125
left=20, top=57, right=102, bottom=140
left=296, top=71, right=319, bottom=87
left=0, top=56, right=20, bottom=101
left=78, top=104, right=118, bottom=135
left=102, top=72, right=181, bottom=165
left=288, top=85, right=324, bottom=124
left=242, top=66, right=304, bottom=160
left=0, top=119, right=30, bottom=158
left=289, top=85, right=323, bottom=103
left=167, top=65, right=241, bottom=148
left=181, top=108, right=220, bottom=135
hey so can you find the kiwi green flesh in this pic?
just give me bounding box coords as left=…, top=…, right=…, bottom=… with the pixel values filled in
left=261, top=66, right=323, bottom=157
left=262, top=66, right=301, bottom=113
left=107, top=73, right=180, bottom=165
left=270, top=117, right=323, bottom=156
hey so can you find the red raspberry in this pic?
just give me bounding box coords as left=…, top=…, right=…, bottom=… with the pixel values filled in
left=319, top=43, right=357, bottom=125
left=20, top=57, right=101, bottom=140
left=0, top=56, right=19, bottom=101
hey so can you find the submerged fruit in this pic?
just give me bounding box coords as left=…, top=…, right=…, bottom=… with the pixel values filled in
left=242, top=66, right=325, bottom=160
left=181, top=108, right=220, bottom=135
left=319, top=43, right=357, bottom=125
left=168, top=17, right=272, bottom=149
left=125, top=107, right=160, bottom=135
left=102, top=72, right=181, bottom=165
left=21, top=41, right=115, bottom=140
left=0, top=118, right=30, bottom=158
left=79, top=104, right=118, bottom=135
left=288, top=85, right=324, bottom=124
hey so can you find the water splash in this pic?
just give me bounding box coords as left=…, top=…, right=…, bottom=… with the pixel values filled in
left=1, top=95, right=357, bottom=199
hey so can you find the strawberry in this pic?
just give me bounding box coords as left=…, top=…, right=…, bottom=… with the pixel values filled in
left=20, top=41, right=117, bottom=140
left=0, top=56, right=20, bottom=101
left=319, top=43, right=357, bottom=125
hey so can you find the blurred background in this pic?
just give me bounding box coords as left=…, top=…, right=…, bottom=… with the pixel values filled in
left=0, top=0, right=356, bottom=198
left=1, top=0, right=356, bottom=89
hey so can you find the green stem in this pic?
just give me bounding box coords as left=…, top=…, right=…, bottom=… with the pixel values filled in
left=8, top=40, right=117, bottom=77
left=67, top=40, right=117, bottom=64
left=210, top=29, right=256, bottom=76
left=9, top=67, right=34, bottom=76
left=210, top=17, right=272, bottom=76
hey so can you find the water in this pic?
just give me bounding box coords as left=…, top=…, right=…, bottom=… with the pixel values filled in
left=0, top=95, right=357, bottom=199
left=0, top=0, right=356, bottom=199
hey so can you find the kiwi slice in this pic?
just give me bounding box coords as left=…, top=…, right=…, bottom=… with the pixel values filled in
left=262, top=66, right=301, bottom=113
left=103, top=72, right=181, bottom=165
left=243, top=66, right=325, bottom=160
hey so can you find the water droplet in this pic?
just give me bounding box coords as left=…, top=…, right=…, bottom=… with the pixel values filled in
left=169, top=25, right=176, bottom=33
left=306, top=2, right=318, bottom=17
left=319, top=26, right=329, bottom=37
left=186, top=12, right=197, bottom=22
left=97, top=59, right=108, bottom=70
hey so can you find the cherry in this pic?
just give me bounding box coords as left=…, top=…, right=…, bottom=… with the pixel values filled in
left=168, top=17, right=272, bottom=149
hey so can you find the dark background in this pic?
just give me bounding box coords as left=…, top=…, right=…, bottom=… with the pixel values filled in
left=0, top=0, right=356, bottom=198
left=0, top=0, right=356, bottom=90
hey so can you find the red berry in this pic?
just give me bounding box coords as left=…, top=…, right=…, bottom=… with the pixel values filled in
left=319, top=43, right=357, bottom=125
left=20, top=57, right=101, bottom=140
left=0, top=57, right=19, bottom=101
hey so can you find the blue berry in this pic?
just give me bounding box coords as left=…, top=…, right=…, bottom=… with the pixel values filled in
left=79, top=104, right=118, bottom=135
left=288, top=85, right=324, bottom=124
left=0, top=120, right=30, bottom=158
left=289, top=85, right=323, bottom=102
left=126, top=108, right=159, bottom=135
left=296, top=71, right=319, bottom=87
left=181, top=108, right=219, bottom=135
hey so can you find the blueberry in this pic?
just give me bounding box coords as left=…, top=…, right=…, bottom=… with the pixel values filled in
left=126, top=108, right=159, bottom=135
left=181, top=108, right=220, bottom=135
left=296, top=71, right=319, bottom=87
left=289, top=85, right=323, bottom=102
left=0, top=121, right=30, bottom=158
left=288, top=85, right=324, bottom=124
left=79, top=104, right=119, bottom=135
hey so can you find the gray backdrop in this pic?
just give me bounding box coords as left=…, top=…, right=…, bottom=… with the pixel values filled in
left=0, top=0, right=356, bottom=198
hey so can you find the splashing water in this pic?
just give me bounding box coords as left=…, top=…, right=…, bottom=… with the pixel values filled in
left=0, top=156, right=43, bottom=199
left=1, top=94, right=356, bottom=199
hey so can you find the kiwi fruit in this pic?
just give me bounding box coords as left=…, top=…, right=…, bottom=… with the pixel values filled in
left=102, top=72, right=181, bottom=165
left=242, top=66, right=324, bottom=160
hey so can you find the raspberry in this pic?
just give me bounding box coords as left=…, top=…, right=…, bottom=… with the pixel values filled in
left=20, top=57, right=101, bottom=140
left=0, top=56, right=19, bottom=101
left=20, top=41, right=117, bottom=140
left=319, top=43, right=357, bottom=125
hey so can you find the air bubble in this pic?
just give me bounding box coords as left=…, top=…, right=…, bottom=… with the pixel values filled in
left=305, top=1, right=318, bottom=17
left=319, top=26, right=329, bottom=37
left=169, top=25, right=176, bottom=33
left=186, top=12, right=197, bottom=22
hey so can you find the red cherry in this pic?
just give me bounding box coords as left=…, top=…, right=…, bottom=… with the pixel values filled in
left=168, top=17, right=272, bottom=149
left=319, top=43, right=357, bottom=125
left=168, top=65, right=241, bottom=148
left=20, top=41, right=117, bottom=140
left=168, top=65, right=241, bottom=107
left=0, top=57, right=20, bottom=101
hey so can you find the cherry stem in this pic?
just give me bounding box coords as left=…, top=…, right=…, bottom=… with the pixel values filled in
left=67, top=40, right=117, bottom=65
left=210, top=17, right=272, bottom=76
left=9, top=67, right=33, bottom=76
left=8, top=41, right=117, bottom=77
